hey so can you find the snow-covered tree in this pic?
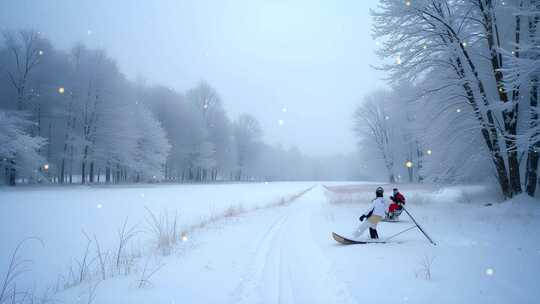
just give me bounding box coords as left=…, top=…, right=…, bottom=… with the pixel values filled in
left=132, top=104, right=171, bottom=182
left=0, top=110, right=46, bottom=184
left=354, top=90, right=397, bottom=183
left=371, top=0, right=540, bottom=197
left=233, top=114, right=263, bottom=181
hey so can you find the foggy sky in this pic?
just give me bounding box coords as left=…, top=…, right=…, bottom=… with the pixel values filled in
left=1, top=0, right=386, bottom=156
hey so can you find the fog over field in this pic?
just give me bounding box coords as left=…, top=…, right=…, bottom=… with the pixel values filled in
left=1, top=1, right=539, bottom=303
left=1, top=0, right=384, bottom=156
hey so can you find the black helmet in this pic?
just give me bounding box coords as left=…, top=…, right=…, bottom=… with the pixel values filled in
left=375, top=187, right=384, bottom=197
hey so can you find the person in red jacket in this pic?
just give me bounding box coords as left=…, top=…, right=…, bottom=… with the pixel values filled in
left=386, top=188, right=406, bottom=220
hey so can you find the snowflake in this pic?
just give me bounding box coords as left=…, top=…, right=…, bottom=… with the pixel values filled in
left=485, top=268, right=494, bottom=276
left=97, top=204, right=102, bottom=209
left=278, top=119, right=285, bottom=126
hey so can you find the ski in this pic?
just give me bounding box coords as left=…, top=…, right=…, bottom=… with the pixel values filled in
left=332, top=232, right=385, bottom=245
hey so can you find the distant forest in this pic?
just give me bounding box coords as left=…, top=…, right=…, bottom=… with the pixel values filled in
left=0, top=30, right=361, bottom=185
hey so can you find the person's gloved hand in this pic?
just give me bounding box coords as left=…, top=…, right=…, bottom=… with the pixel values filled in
left=359, top=214, right=366, bottom=221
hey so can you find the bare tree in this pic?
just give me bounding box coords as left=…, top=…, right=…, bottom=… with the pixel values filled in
left=354, top=90, right=396, bottom=183
left=2, top=30, right=42, bottom=185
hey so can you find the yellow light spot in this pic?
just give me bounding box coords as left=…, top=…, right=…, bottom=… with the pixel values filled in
left=58, top=87, right=65, bottom=94
left=405, top=1, right=411, bottom=6
left=405, top=161, right=413, bottom=168
left=462, top=42, right=467, bottom=47
left=181, top=233, right=188, bottom=242
left=427, top=149, right=432, bottom=155
left=456, top=108, right=461, bottom=113
left=43, top=164, right=49, bottom=170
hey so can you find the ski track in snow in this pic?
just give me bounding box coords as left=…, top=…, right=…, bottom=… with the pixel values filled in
left=232, top=189, right=358, bottom=304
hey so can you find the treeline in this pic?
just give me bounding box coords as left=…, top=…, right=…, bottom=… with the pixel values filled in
left=357, top=0, right=540, bottom=198
left=0, top=30, right=347, bottom=185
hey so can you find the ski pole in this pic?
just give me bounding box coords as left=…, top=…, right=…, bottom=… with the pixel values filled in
left=384, top=225, right=417, bottom=242
left=402, top=207, right=437, bottom=246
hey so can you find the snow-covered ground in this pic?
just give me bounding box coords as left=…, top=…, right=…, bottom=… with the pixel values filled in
left=1, top=182, right=539, bottom=303
left=0, top=182, right=315, bottom=294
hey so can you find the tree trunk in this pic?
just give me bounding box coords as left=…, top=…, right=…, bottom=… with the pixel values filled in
left=450, top=52, right=512, bottom=198
left=89, top=161, right=95, bottom=183
left=525, top=6, right=540, bottom=196
left=8, top=160, right=16, bottom=186
left=526, top=76, right=539, bottom=196
left=478, top=0, right=522, bottom=195
left=105, top=166, right=110, bottom=183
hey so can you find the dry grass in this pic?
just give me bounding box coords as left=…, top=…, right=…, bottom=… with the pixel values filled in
left=415, top=253, right=435, bottom=280
left=145, top=208, right=179, bottom=256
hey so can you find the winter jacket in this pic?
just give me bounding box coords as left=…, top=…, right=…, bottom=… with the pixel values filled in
left=363, top=197, right=389, bottom=218
left=390, top=192, right=406, bottom=205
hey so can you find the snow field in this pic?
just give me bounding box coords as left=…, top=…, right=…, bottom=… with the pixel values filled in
left=1, top=182, right=539, bottom=303
left=322, top=184, right=540, bottom=303
left=0, top=182, right=315, bottom=297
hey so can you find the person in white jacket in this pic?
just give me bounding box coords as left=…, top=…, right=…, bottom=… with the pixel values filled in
left=354, top=187, right=389, bottom=240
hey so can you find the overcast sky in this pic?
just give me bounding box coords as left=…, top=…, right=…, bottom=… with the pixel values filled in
left=1, top=0, right=386, bottom=156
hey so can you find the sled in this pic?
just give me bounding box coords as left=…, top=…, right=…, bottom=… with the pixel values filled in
left=381, top=217, right=401, bottom=222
